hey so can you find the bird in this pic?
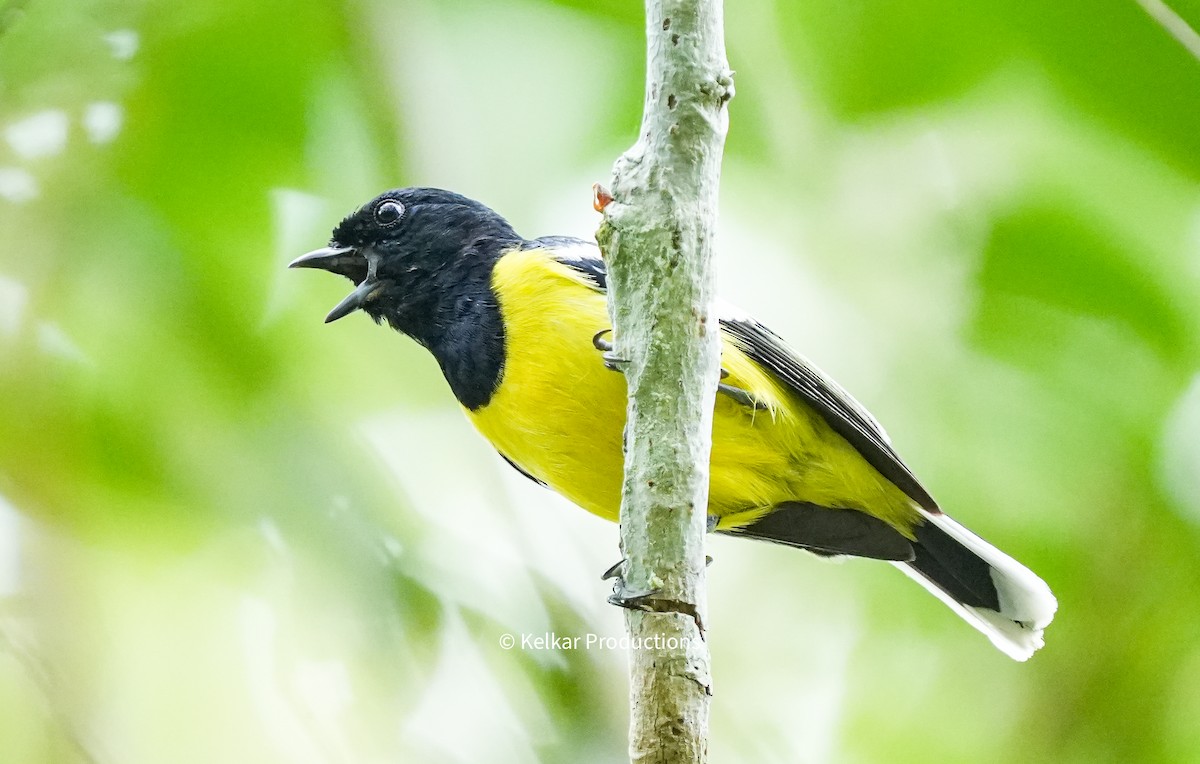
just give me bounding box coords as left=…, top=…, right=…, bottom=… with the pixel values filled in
left=289, top=186, right=1057, bottom=660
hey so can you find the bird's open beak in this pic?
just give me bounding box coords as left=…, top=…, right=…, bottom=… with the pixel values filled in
left=322, top=279, right=383, bottom=324
left=288, top=246, right=368, bottom=284
left=288, top=245, right=379, bottom=323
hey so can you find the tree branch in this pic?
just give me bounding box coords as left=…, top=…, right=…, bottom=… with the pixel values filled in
left=594, top=0, right=732, bottom=761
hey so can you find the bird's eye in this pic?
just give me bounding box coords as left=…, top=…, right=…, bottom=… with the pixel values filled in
left=374, top=200, right=404, bottom=226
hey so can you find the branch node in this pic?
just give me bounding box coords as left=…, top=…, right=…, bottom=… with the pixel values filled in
left=593, top=183, right=614, bottom=212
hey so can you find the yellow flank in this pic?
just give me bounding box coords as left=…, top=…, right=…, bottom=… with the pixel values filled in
left=466, top=246, right=920, bottom=535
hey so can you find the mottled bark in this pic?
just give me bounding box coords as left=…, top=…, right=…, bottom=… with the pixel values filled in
left=594, top=0, right=732, bottom=761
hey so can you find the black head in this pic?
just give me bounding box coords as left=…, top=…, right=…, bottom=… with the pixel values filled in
left=288, top=187, right=522, bottom=325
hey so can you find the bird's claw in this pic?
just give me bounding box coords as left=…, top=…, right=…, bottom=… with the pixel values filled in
left=592, top=329, right=614, bottom=352
left=600, top=558, right=626, bottom=581
left=604, top=354, right=630, bottom=372
left=592, top=329, right=630, bottom=372
left=718, top=382, right=769, bottom=411
left=718, top=367, right=766, bottom=409
left=608, top=583, right=663, bottom=612
left=602, top=557, right=662, bottom=611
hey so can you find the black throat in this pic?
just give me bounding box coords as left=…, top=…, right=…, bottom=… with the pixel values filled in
left=369, top=237, right=512, bottom=410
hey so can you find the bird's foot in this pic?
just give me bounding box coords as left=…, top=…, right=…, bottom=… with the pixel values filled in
left=601, top=557, right=708, bottom=636
left=592, top=329, right=630, bottom=372
left=596, top=333, right=763, bottom=410
left=607, top=583, right=664, bottom=612
left=601, top=558, right=662, bottom=611
left=718, top=381, right=769, bottom=411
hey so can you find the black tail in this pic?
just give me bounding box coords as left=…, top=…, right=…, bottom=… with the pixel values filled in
left=724, top=503, right=1058, bottom=660
left=909, top=520, right=1000, bottom=611
left=895, top=509, right=1057, bottom=661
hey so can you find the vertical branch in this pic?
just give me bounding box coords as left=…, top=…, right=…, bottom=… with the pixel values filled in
left=594, top=0, right=732, bottom=761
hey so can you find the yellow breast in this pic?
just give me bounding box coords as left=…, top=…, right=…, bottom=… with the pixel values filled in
left=465, top=249, right=628, bottom=519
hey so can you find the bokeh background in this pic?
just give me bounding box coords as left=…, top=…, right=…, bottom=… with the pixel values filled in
left=2, top=0, right=1199, bottom=762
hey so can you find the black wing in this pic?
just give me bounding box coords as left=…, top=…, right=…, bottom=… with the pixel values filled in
left=547, top=242, right=938, bottom=512
left=720, top=317, right=938, bottom=511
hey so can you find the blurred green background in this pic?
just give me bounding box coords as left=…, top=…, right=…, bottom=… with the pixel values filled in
left=2, top=0, right=1199, bottom=762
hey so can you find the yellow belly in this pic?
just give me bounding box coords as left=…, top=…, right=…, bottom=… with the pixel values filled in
left=465, top=248, right=916, bottom=531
